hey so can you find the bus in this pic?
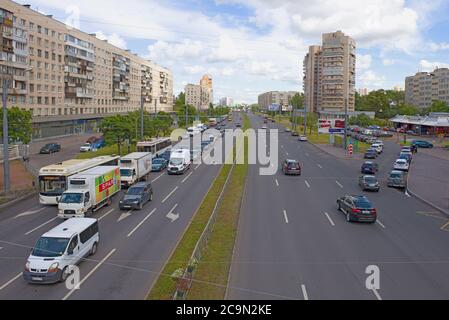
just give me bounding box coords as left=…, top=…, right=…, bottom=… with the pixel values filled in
left=137, top=138, right=172, bottom=158
left=39, top=155, right=120, bottom=205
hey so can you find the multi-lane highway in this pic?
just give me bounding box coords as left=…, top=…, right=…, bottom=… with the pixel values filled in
left=227, top=113, right=449, bottom=300
left=0, top=114, right=242, bottom=300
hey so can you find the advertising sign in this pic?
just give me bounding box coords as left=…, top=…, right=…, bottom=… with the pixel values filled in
left=318, top=119, right=346, bottom=134
left=95, top=168, right=120, bottom=203
left=268, top=104, right=280, bottom=112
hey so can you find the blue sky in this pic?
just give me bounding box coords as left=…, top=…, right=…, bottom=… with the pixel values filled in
left=18, top=0, right=449, bottom=103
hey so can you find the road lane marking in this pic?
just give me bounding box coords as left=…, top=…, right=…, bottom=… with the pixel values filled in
left=324, top=212, right=335, bottom=227
left=98, top=209, right=114, bottom=221
left=275, top=179, right=279, bottom=187
left=317, top=164, right=323, bottom=169
left=127, top=208, right=157, bottom=238
left=162, top=186, right=179, bottom=204
left=25, top=217, right=58, bottom=236
left=304, top=180, right=311, bottom=189
left=62, top=249, right=116, bottom=300
left=166, top=204, right=179, bottom=222
left=151, top=172, right=165, bottom=183
left=15, top=207, right=46, bottom=219
left=181, top=172, right=193, bottom=183
left=286, top=152, right=289, bottom=156
left=117, top=210, right=133, bottom=222
left=376, top=219, right=386, bottom=229
left=441, top=221, right=449, bottom=231
left=283, top=210, right=289, bottom=224
left=195, top=164, right=201, bottom=170
left=372, top=288, right=382, bottom=300
left=335, top=180, right=343, bottom=188
left=301, top=284, right=309, bottom=300
left=0, top=273, right=22, bottom=291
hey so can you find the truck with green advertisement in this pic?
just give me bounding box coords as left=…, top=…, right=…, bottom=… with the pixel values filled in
left=58, top=166, right=120, bottom=218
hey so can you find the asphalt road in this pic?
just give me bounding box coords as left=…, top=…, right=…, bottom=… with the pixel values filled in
left=227, top=113, right=449, bottom=300
left=0, top=114, right=241, bottom=300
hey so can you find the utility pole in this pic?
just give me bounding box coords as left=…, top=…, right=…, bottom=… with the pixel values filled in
left=344, top=97, right=348, bottom=150
left=154, top=99, right=157, bottom=117
left=303, top=103, right=307, bottom=136
left=140, top=96, right=144, bottom=140
left=185, top=105, right=188, bottom=128
left=2, top=78, right=10, bottom=194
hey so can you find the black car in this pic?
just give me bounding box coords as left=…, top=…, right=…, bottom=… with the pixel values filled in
left=39, top=143, right=61, bottom=154
left=337, top=195, right=377, bottom=223
left=282, top=159, right=301, bottom=175
left=361, top=161, right=378, bottom=174
left=151, top=158, right=168, bottom=172
left=364, top=150, right=377, bottom=159
left=291, top=131, right=299, bottom=137
left=358, top=175, right=380, bottom=192
left=119, top=181, right=153, bottom=210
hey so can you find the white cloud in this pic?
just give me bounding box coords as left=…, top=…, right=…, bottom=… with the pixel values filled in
left=357, top=54, right=372, bottom=70
left=382, top=59, right=396, bottom=66
left=247, top=61, right=278, bottom=76
left=429, top=42, right=449, bottom=52
left=95, top=31, right=127, bottom=49
left=147, top=39, right=205, bottom=61
left=358, top=70, right=386, bottom=88
left=419, top=60, right=449, bottom=72
left=183, top=65, right=205, bottom=75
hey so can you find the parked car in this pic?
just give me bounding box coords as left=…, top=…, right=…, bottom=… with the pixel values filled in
left=412, top=140, right=433, bottom=148
left=151, top=158, right=168, bottom=172
left=337, top=195, right=377, bottom=223
left=79, top=143, right=92, bottom=152
left=86, top=136, right=98, bottom=144
left=406, top=130, right=417, bottom=136
left=359, top=175, right=380, bottom=192
left=23, top=218, right=99, bottom=284
left=291, top=131, right=299, bottom=137
left=399, top=151, right=413, bottom=163
left=299, top=135, right=308, bottom=142
left=361, top=161, right=378, bottom=174
left=394, top=159, right=410, bottom=171
left=40, top=143, right=61, bottom=154
left=285, top=128, right=291, bottom=133
left=387, top=170, right=407, bottom=189
left=119, top=181, right=153, bottom=210
left=282, top=159, right=301, bottom=175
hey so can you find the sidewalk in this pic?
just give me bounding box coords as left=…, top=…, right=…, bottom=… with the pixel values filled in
left=408, top=151, right=449, bottom=215
left=311, top=143, right=364, bottom=160
left=0, top=159, right=35, bottom=192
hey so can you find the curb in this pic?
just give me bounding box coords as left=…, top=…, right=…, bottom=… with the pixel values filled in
left=0, top=190, right=37, bottom=211
left=406, top=169, right=449, bottom=218
left=308, top=142, right=363, bottom=161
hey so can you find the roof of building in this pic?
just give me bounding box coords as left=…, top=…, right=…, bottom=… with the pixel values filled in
left=390, top=114, right=449, bottom=127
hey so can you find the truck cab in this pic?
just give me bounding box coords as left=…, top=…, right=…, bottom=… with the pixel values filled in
left=58, top=189, right=92, bottom=218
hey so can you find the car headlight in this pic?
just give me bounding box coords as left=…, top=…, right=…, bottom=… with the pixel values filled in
left=25, top=261, right=30, bottom=272
left=59, top=209, right=64, bottom=214
left=76, top=209, right=84, bottom=214
left=48, top=262, right=59, bottom=273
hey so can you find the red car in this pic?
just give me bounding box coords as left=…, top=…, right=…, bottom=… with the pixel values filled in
left=282, top=159, right=301, bottom=175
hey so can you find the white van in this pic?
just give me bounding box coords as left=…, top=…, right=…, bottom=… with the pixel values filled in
left=23, top=218, right=99, bottom=284
left=168, top=149, right=191, bottom=175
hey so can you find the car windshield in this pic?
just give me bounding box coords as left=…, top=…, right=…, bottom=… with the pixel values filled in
left=364, top=177, right=377, bottom=183
left=32, top=237, right=70, bottom=257
left=127, top=187, right=144, bottom=195
left=120, top=169, right=133, bottom=177
left=59, top=192, right=83, bottom=204
left=170, top=158, right=183, bottom=166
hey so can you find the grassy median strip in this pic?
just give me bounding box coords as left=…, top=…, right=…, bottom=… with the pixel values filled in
left=186, top=115, right=251, bottom=300
left=147, top=163, right=232, bottom=299
left=76, top=144, right=136, bottom=159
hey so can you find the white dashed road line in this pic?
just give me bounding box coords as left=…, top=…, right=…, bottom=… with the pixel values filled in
left=335, top=180, right=344, bottom=189
left=275, top=179, right=279, bottom=187
left=181, top=172, right=193, bottom=183
left=62, top=249, right=116, bottom=300
left=98, top=208, right=114, bottom=221
left=372, top=288, right=382, bottom=300
left=324, top=212, right=336, bottom=227
left=304, top=180, right=311, bottom=189
left=151, top=172, right=165, bottom=183
left=376, top=219, right=386, bottom=229
left=317, top=164, right=323, bottom=169
left=301, top=284, right=309, bottom=300
left=283, top=210, right=289, bottom=224
left=0, top=273, right=22, bottom=291
left=25, top=217, right=58, bottom=236
left=161, top=186, right=179, bottom=204
left=127, top=208, right=157, bottom=238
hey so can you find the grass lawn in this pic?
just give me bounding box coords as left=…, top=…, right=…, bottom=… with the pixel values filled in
left=76, top=144, right=136, bottom=159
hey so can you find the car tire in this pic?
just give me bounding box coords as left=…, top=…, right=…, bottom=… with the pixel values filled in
left=346, top=212, right=352, bottom=223
left=90, top=242, right=98, bottom=256
left=139, top=202, right=143, bottom=210
left=149, top=192, right=153, bottom=201
left=60, top=266, right=69, bottom=282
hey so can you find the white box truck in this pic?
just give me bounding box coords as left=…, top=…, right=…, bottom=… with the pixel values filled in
left=119, top=152, right=152, bottom=188
left=168, top=149, right=191, bottom=175
left=58, top=166, right=120, bottom=218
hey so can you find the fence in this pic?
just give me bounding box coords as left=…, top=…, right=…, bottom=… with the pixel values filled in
left=0, top=144, right=21, bottom=162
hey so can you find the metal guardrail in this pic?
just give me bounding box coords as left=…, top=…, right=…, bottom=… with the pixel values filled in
left=173, top=163, right=234, bottom=300
left=0, top=144, right=20, bottom=161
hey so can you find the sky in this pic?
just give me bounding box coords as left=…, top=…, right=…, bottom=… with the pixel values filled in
left=17, top=0, right=449, bottom=104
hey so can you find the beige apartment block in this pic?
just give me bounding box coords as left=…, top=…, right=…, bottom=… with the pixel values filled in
left=303, top=30, right=356, bottom=113
left=405, top=68, right=449, bottom=109
left=185, top=74, right=213, bottom=110
left=257, top=91, right=298, bottom=110
left=0, top=0, right=173, bottom=139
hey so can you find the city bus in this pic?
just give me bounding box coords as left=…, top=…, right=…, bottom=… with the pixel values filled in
left=137, top=138, right=172, bottom=158
left=38, top=155, right=120, bottom=205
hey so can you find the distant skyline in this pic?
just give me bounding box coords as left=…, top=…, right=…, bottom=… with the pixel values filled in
left=18, top=0, right=449, bottom=103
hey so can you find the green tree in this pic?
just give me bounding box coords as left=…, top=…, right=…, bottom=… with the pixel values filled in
left=289, top=93, right=304, bottom=109
left=0, top=106, right=32, bottom=144
left=99, top=115, right=134, bottom=155
left=174, top=92, right=185, bottom=109
left=426, top=100, right=449, bottom=113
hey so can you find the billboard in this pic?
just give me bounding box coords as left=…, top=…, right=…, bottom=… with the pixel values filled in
left=268, top=104, right=280, bottom=111
left=318, top=119, right=346, bottom=134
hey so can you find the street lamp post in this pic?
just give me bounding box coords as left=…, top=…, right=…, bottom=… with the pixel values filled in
left=140, top=96, right=144, bottom=140
left=2, top=78, right=10, bottom=194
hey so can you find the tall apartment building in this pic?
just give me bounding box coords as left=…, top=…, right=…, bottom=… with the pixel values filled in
left=0, top=0, right=173, bottom=139
left=185, top=74, right=213, bottom=110
left=303, top=31, right=356, bottom=113
left=219, top=97, right=233, bottom=107
left=257, top=91, right=298, bottom=110
left=405, top=68, right=449, bottom=109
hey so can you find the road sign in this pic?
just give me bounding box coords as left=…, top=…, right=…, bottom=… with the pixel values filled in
left=329, top=128, right=345, bottom=134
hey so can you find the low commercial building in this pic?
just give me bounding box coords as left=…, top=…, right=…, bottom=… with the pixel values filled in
left=390, top=113, right=449, bottom=135
left=0, top=0, right=173, bottom=140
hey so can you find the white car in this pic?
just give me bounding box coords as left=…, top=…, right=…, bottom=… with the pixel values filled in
left=261, top=126, right=267, bottom=130
left=299, top=135, right=308, bottom=142
left=394, top=159, right=409, bottom=171
left=23, top=218, right=99, bottom=284
left=285, top=128, right=291, bottom=133
left=371, top=143, right=383, bottom=154
left=79, top=143, right=92, bottom=152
